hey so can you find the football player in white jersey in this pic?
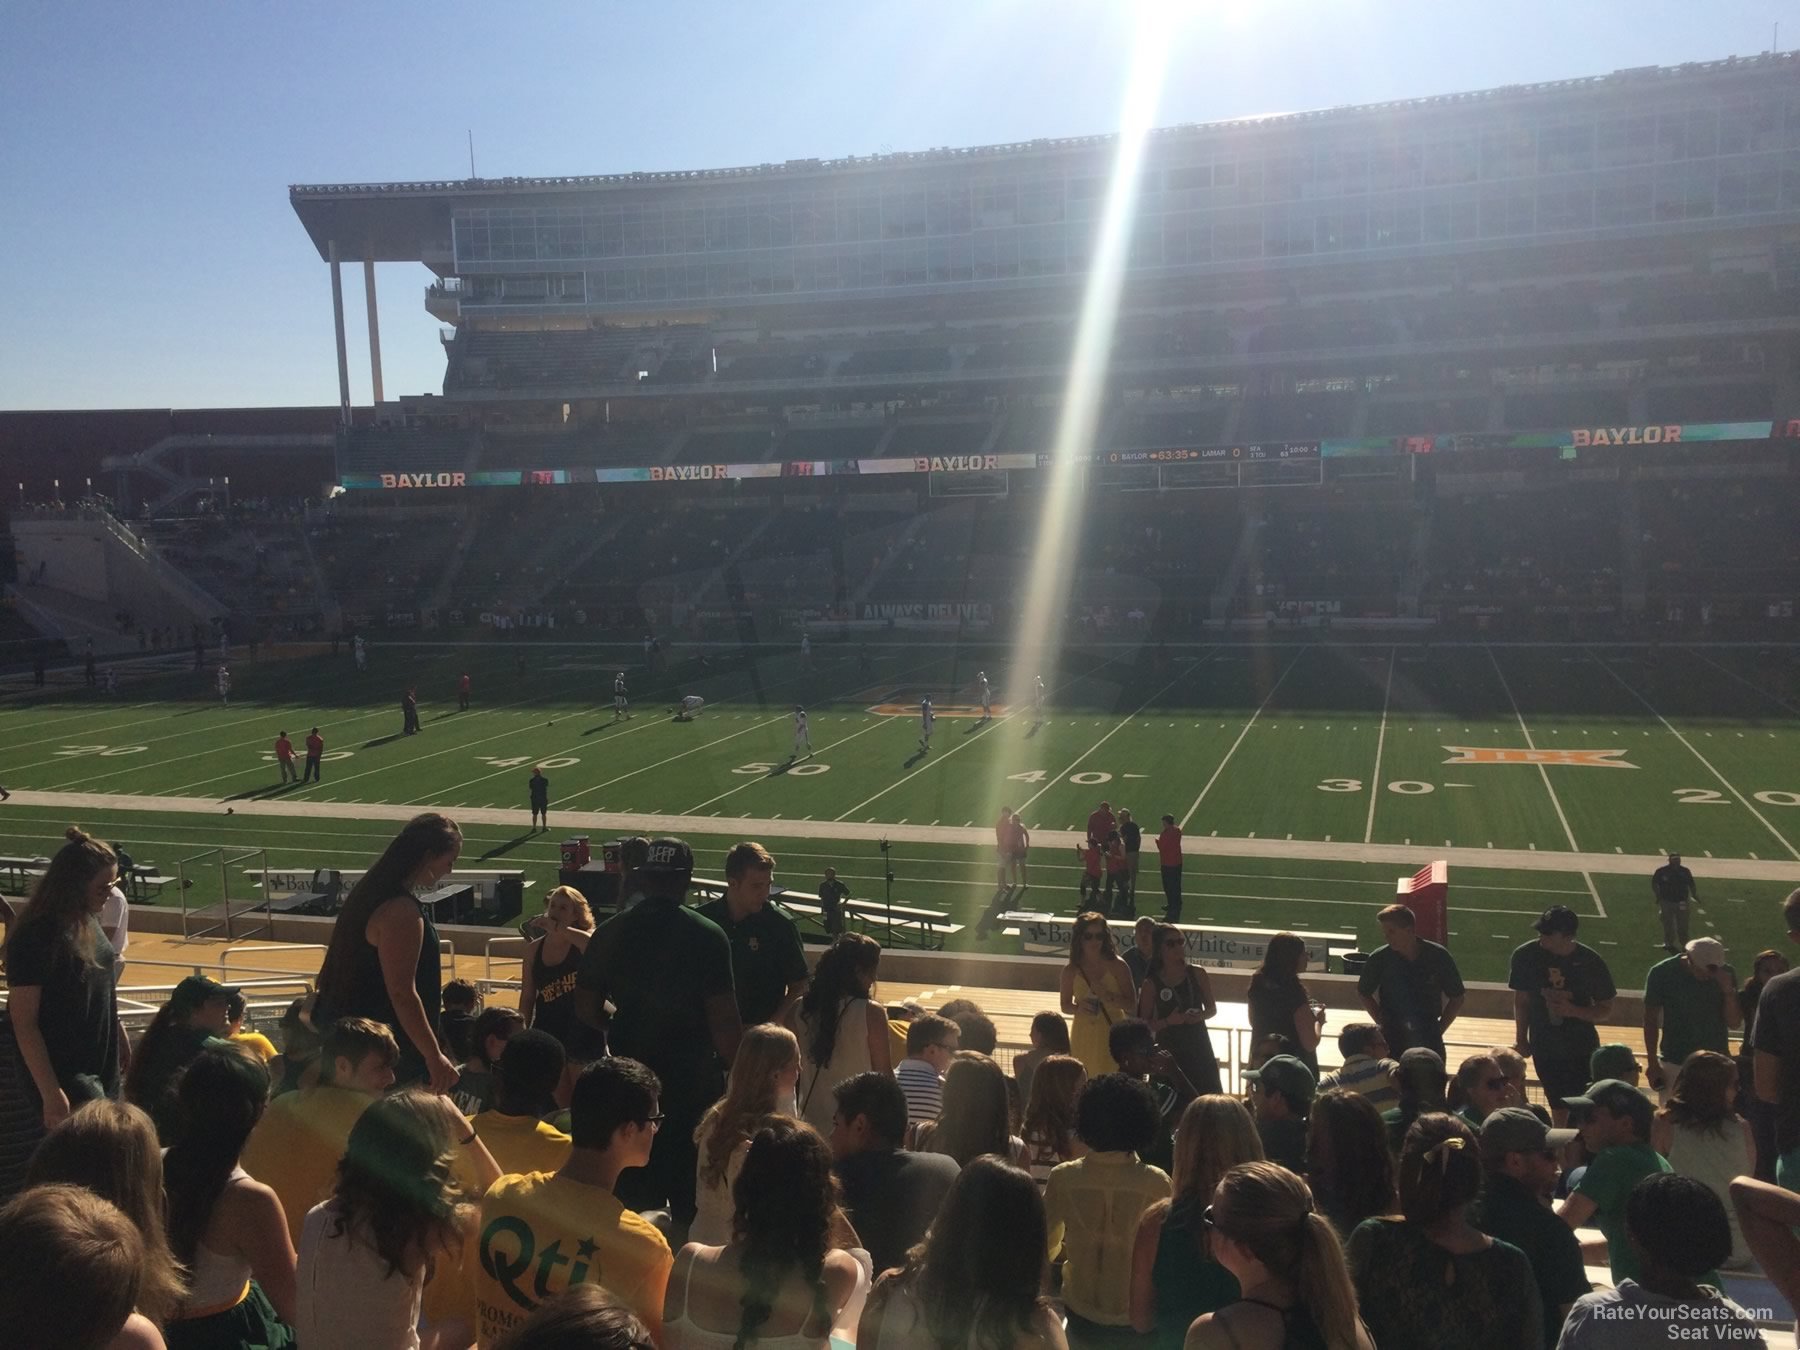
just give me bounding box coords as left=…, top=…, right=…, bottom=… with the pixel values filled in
left=918, top=694, right=936, bottom=752
left=216, top=664, right=231, bottom=705
left=792, top=705, right=813, bottom=758
left=613, top=671, right=630, bottom=719
left=1032, top=674, right=1046, bottom=722
left=977, top=670, right=992, bottom=721
left=676, top=693, right=706, bottom=721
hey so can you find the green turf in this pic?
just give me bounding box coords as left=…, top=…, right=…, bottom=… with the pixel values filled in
left=2, top=639, right=1796, bottom=985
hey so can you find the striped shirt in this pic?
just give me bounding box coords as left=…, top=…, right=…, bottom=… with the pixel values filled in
left=1318, top=1054, right=1400, bottom=1110
left=896, top=1057, right=943, bottom=1125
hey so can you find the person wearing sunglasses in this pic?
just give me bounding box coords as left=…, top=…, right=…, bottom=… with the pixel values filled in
left=1448, top=1052, right=1513, bottom=1131
left=1473, top=1107, right=1587, bottom=1349
left=1060, top=913, right=1137, bottom=1078
left=1137, top=922, right=1220, bottom=1097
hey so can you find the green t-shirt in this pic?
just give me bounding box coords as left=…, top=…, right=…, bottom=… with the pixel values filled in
left=1643, top=955, right=1733, bottom=1065
left=695, top=897, right=808, bottom=1028
left=1575, top=1142, right=1674, bottom=1285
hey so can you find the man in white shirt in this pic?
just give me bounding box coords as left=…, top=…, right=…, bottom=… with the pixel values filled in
left=977, top=671, right=992, bottom=721
left=918, top=695, right=935, bottom=752
left=613, top=672, right=630, bottom=719
left=792, top=706, right=813, bottom=759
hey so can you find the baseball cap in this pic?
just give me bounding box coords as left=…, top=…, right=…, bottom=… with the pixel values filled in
left=1398, top=1046, right=1447, bottom=1078
left=1564, top=1078, right=1655, bottom=1135
left=1533, top=905, right=1580, bottom=936
left=1245, top=1054, right=1317, bottom=1107
left=1479, top=1107, right=1578, bottom=1155
left=1685, top=937, right=1727, bottom=968
left=639, top=837, right=695, bottom=877
left=169, top=974, right=237, bottom=1015
left=1589, top=1044, right=1642, bottom=1082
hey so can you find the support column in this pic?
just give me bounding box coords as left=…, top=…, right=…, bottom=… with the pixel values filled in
left=363, top=246, right=385, bottom=406
left=328, top=239, right=352, bottom=426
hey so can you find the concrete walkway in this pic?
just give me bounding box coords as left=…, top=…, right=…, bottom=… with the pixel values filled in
left=7, top=788, right=1798, bottom=882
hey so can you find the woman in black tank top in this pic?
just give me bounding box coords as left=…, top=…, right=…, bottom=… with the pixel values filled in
left=520, top=886, right=605, bottom=1061
left=313, top=814, right=463, bottom=1091
left=1138, top=922, right=1222, bottom=1097
left=1185, top=1162, right=1373, bottom=1350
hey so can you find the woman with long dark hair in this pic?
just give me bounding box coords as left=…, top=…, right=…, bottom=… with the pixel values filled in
left=1304, top=1089, right=1397, bottom=1240
left=1346, top=1114, right=1543, bottom=1350
left=159, top=1042, right=298, bottom=1349
left=913, top=1053, right=1023, bottom=1167
left=1652, top=1050, right=1756, bottom=1268
left=24, top=1099, right=188, bottom=1331
left=1246, top=933, right=1323, bottom=1075
left=1129, top=1095, right=1263, bottom=1349
left=1060, top=913, right=1135, bottom=1077
left=124, top=976, right=234, bottom=1143
left=1137, top=922, right=1221, bottom=1096
left=691, top=1025, right=802, bottom=1245
left=788, top=934, right=889, bottom=1135
left=1187, top=1162, right=1373, bottom=1350
left=860, top=1155, right=1066, bottom=1350
left=0, top=827, right=123, bottom=1193
left=664, top=1116, right=868, bottom=1350
left=294, top=1089, right=498, bottom=1349
left=314, top=812, right=463, bottom=1090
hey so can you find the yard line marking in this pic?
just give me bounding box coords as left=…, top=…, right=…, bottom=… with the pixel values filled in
left=1485, top=644, right=1604, bottom=916
left=1591, top=651, right=1800, bottom=861
left=1012, top=657, right=1202, bottom=819
left=833, top=653, right=1131, bottom=822
left=681, top=714, right=890, bottom=815
left=1364, top=648, right=1396, bottom=843
left=1182, top=649, right=1305, bottom=830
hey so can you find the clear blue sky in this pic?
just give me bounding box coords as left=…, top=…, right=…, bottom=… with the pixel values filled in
left=1, top=1, right=1790, bottom=410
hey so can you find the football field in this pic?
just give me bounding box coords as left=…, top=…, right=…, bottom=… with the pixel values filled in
left=2, top=639, right=1796, bottom=984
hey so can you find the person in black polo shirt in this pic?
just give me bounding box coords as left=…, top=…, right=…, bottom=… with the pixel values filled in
left=1474, top=1107, right=1588, bottom=1348
left=1508, top=905, right=1617, bottom=1126
left=575, top=836, right=742, bottom=1224
left=1356, top=903, right=1466, bottom=1059
left=1651, top=852, right=1699, bottom=954
left=697, top=841, right=810, bottom=1028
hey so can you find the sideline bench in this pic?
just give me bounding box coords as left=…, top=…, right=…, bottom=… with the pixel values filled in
left=843, top=898, right=960, bottom=950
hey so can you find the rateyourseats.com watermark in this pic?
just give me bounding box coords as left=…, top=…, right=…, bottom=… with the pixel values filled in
left=1584, top=1299, right=1779, bottom=1340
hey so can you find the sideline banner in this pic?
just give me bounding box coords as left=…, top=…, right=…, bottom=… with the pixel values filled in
left=1004, top=913, right=1353, bottom=970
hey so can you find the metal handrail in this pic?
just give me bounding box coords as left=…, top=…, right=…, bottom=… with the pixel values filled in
left=484, top=935, right=526, bottom=982
left=221, top=943, right=326, bottom=983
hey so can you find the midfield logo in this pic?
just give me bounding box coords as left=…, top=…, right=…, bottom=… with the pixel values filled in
left=1441, top=747, right=1637, bottom=768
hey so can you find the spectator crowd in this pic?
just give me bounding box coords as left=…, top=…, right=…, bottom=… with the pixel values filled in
left=0, top=817, right=1796, bottom=1349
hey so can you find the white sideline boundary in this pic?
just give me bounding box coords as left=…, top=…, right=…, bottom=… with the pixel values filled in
left=8, top=789, right=1798, bottom=885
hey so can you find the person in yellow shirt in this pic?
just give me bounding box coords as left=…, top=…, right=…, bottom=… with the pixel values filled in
left=474, top=1029, right=574, bottom=1178
left=240, top=1017, right=399, bottom=1243
left=1043, top=1072, right=1171, bottom=1337
left=225, top=990, right=280, bottom=1063
left=472, top=1057, right=673, bottom=1348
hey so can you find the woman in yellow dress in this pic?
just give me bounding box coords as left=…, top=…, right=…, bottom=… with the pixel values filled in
left=1059, top=911, right=1138, bottom=1077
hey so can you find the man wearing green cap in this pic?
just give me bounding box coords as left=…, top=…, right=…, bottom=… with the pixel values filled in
left=1475, top=1107, right=1588, bottom=1347
left=1556, top=1079, right=1677, bottom=1285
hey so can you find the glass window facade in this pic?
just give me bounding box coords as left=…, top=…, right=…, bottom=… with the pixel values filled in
left=447, top=80, right=1800, bottom=310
